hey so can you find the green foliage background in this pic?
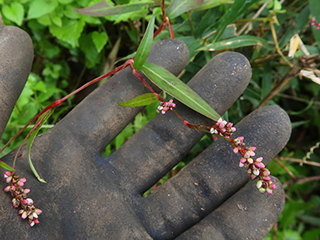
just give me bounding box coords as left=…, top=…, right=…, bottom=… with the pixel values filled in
left=1, top=0, right=320, bottom=239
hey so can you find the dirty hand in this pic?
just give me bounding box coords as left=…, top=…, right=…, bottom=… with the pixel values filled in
left=0, top=26, right=291, bottom=240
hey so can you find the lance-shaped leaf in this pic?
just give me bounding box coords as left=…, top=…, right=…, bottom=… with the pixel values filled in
left=0, top=161, right=14, bottom=171
left=133, top=15, right=155, bottom=70
left=194, top=0, right=229, bottom=12
left=167, top=0, right=204, bottom=19
left=141, top=62, right=221, bottom=121
left=198, top=35, right=273, bottom=51
left=28, top=109, right=55, bottom=183
left=118, top=93, right=158, bottom=107
left=73, top=1, right=153, bottom=17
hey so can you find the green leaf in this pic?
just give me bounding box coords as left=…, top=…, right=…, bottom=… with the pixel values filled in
left=141, top=62, right=221, bottom=121
left=73, top=1, right=153, bottom=17
left=194, top=0, right=229, bottom=11
left=210, top=0, right=260, bottom=43
left=133, top=15, right=155, bottom=70
left=198, top=35, right=273, bottom=51
left=27, top=0, right=58, bottom=19
left=91, top=31, right=109, bottom=53
left=167, top=0, right=204, bottom=19
left=118, top=93, right=158, bottom=107
left=2, top=2, right=24, bottom=26
left=28, top=110, right=55, bottom=183
left=0, top=161, right=14, bottom=171
left=49, top=18, right=85, bottom=47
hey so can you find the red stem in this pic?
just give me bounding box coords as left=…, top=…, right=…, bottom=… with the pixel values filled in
left=168, top=20, right=174, bottom=39
left=154, top=21, right=168, bottom=39
left=161, top=0, right=166, bottom=20
left=12, top=110, right=51, bottom=168
left=0, top=62, right=130, bottom=155
left=129, top=64, right=164, bottom=102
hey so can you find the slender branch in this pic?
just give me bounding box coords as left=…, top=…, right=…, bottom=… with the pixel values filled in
left=187, top=11, right=194, bottom=37
left=257, top=61, right=302, bottom=108
left=274, top=158, right=296, bottom=179
left=0, top=12, right=4, bottom=27
left=237, top=0, right=271, bottom=36
left=283, top=175, right=320, bottom=188
left=269, top=19, right=293, bottom=67
left=275, top=157, right=320, bottom=167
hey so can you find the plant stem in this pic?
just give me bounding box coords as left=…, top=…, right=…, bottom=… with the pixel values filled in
left=0, top=12, right=4, bottom=27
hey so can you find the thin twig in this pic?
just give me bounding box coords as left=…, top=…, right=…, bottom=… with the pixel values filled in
left=283, top=176, right=320, bottom=188
left=237, top=0, right=272, bottom=36
left=277, top=93, right=320, bottom=105
left=275, top=157, right=320, bottom=167
left=258, top=61, right=302, bottom=108
left=274, top=158, right=296, bottom=179
left=269, top=19, right=293, bottom=67
left=0, top=12, right=4, bottom=27
left=187, top=11, right=194, bottom=37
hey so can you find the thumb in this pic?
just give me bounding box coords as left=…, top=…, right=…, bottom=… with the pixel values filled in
left=0, top=26, right=33, bottom=138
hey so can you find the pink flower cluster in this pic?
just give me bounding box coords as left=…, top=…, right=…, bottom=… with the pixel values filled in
left=209, top=118, right=276, bottom=194
left=209, top=118, right=236, bottom=140
left=311, top=18, right=320, bottom=29
left=158, top=99, right=176, bottom=114
left=231, top=137, right=277, bottom=194
left=4, top=171, right=42, bottom=226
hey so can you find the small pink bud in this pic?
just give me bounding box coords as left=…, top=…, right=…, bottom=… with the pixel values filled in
left=24, top=189, right=31, bottom=194
left=6, top=176, right=12, bottom=183
left=219, top=123, right=225, bottom=129
left=35, top=209, right=42, bottom=215
left=247, top=158, right=253, bottom=164
left=244, top=151, right=250, bottom=158
left=10, top=185, right=16, bottom=191
left=263, top=176, right=271, bottom=181
left=213, top=136, right=218, bottom=140
left=19, top=209, right=24, bottom=215
left=34, top=219, right=39, bottom=224
left=30, top=221, right=35, bottom=227
left=233, top=148, right=239, bottom=154
left=239, top=162, right=244, bottom=167
left=266, top=188, right=273, bottom=195
left=256, top=157, right=263, bottom=162
left=26, top=198, right=34, bottom=205
left=4, top=171, right=12, bottom=178
left=21, top=211, right=27, bottom=219
left=240, top=158, right=246, bottom=163
left=260, top=163, right=265, bottom=168
left=20, top=178, right=26, bottom=183
left=33, top=212, right=38, bottom=218
left=18, top=181, right=24, bottom=187
left=270, top=183, right=277, bottom=189
left=238, top=136, right=244, bottom=141
left=221, top=128, right=226, bottom=133
left=251, top=175, right=256, bottom=180
left=251, top=146, right=256, bottom=151
left=263, top=170, right=270, bottom=176
left=4, top=186, right=10, bottom=192
left=255, top=162, right=261, bottom=168
left=231, top=127, right=236, bottom=132
left=227, top=122, right=233, bottom=127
